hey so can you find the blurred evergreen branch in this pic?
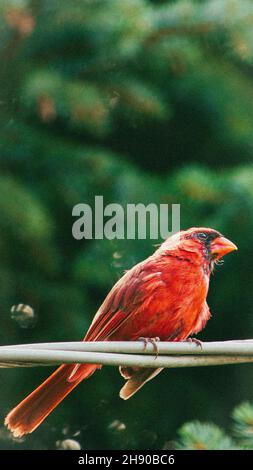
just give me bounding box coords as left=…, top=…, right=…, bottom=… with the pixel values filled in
left=174, top=401, right=253, bottom=450
left=175, top=421, right=236, bottom=450
left=1, top=0, right=253, bottom=143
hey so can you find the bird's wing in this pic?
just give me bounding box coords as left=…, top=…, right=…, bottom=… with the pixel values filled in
left=85, top=265, right=163, bottom=341
left=67, top=263, right=164, bottom=382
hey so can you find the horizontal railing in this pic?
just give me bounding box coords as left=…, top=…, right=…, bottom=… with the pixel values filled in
left=1, top=340, right=253, bottom=369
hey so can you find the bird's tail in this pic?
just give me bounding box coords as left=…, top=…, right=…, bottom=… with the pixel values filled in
left=5, top=363, right=98, bottom=437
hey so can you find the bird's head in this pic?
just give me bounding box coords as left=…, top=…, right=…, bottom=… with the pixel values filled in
left=159, top=227, right=237, bottom=272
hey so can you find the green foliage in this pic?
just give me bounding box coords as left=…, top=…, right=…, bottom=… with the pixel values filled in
left=0, top=0, right=253, bottom=450
left=175, top=421, right=236, bottom=450
left=175, top=402, right=253, bottom=450
left=232, top=402, right=253, bottom=448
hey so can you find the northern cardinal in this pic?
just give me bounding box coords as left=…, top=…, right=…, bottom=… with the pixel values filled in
left=5, top=227, right=237, bottom=437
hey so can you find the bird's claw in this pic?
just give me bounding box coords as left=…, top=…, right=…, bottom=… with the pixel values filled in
left=186, top=337, right=203, bottom=349
left=138, top=336, right=160, bottom=358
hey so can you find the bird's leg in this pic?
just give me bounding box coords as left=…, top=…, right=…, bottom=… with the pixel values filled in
left=186, top=337, right=203, bottom=349
left=138, top=337, right=160, bottom=358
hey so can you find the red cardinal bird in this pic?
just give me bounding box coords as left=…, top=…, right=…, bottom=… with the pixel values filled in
left=5, top=227, right=237, bottom=437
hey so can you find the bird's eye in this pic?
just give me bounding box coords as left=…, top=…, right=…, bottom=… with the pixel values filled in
left=197, top=232, right=208, bottom=240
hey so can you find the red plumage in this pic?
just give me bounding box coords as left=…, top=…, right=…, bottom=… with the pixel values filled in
left=5, top=227, right=237, bottom=437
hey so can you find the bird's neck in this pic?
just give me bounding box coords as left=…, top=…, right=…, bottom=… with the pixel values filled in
left=160, top=247, right=214, bottom=276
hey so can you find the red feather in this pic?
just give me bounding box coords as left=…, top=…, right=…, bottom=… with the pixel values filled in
left=5, top=227, right=237, bottom=436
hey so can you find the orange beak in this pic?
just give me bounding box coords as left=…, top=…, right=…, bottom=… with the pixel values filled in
left=210, top=236, right=238, bottom=259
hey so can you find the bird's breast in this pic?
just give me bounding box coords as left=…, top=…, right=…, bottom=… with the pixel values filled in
left=112, top=262, right=210, bottom=341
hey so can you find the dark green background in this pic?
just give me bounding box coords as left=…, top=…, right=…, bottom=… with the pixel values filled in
left=0, top=0, right=253, bottom=450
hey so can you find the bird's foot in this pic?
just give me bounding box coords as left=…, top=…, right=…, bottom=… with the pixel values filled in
left=186, top=337, right=203, bottom=349
left=138, top=337, right=160, bottom=358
